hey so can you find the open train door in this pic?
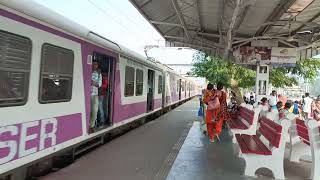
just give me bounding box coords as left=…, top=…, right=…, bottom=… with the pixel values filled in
left=92, top=52, right=114, bottom=128
left=147, top=69, right=155, bottom=112
left=165, top=72, right=171, bottom=106
left=178, top=79, right=182, bottom=100
left=160, top=73, right=165, bottom=108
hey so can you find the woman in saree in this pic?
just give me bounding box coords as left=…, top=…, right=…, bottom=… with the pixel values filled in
left=203, top=82, right=229, bottom=142
left=211, top=82, right=229, bottom=141
left=203, top=83, right=215, bottom=142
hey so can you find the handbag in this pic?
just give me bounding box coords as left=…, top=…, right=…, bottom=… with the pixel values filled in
left=207, top=96, right=220, bottom=110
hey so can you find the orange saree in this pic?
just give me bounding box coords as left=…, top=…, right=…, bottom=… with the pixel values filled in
left=203, top=90, right=228, bottom=140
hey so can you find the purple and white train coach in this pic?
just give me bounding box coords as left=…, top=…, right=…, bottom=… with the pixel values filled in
left=0, top=0, right=197, bottom=177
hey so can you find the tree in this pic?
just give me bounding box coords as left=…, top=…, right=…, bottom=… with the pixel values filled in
left=192, top=52, right=255, bottom=104
left=269, top=58, right=320, bottom=87
left=192, top=51, right=320, bottom=104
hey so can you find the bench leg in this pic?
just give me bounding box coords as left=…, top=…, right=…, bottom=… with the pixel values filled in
left=289, top=142, right=311, bottom=162
left=270, top=164, right=285, bottom=180
left=311, top=152, right=320, bottom=180
left=244, top=157, right=285, bottom=180
left=244, top=163, right=258, bottom=178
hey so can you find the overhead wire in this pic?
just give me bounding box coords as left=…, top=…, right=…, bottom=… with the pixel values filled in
left=104, top=0, right=164, bottom=46
left=86, top=0, right=144, bottom=43
left=105, top=0, right=147, bottom=33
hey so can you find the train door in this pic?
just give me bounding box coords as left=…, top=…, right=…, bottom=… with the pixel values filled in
left=178, top=79, right=182, bottom=100
left=147, top=69, right=155, bottom=112
left=92, top=52, right=114, bottom=130
left=160, top=73, right=165, bottom=108
left=165, top=73, right=171, bottom=105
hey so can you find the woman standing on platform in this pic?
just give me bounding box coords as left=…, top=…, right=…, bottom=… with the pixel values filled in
left=203, top=82, right=228, bottom=142
left=211, top=82, right=228, bottom=141
left=203, top=83, right=215, bottom=142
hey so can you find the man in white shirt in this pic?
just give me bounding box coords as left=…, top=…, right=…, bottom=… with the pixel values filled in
left=245, top=92, right=250, bottom=103
left=268, top=90, right=278, bottom=110
left=303, top=93, right=313, bottom=119
left=90, top=62, right=102, bottom=130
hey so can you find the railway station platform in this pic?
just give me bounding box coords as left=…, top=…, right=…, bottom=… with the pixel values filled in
left=40, top=99, right=312, bottom=180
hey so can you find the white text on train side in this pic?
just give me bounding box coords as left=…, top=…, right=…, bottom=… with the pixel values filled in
left=0, top=118, right=58, bottom=165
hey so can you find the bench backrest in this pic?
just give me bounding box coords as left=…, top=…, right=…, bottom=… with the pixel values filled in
left=307, top=120, right=320, bottom=146
left=295, top=118, right=310, bottom=145
left=239, top=106, right=255, bottom=125
left=259, top=116, right=283, bottom=148
left=306, top=120, right=320, bottom=180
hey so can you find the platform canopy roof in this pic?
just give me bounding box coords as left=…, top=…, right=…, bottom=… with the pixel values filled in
left=129, top=0, right=320, bottom=57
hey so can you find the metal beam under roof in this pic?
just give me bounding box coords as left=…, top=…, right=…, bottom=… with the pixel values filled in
left=129, top=0, right=320, bottom=56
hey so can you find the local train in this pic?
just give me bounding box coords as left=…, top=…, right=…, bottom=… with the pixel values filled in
left=0, top=0, right=197, bottom=178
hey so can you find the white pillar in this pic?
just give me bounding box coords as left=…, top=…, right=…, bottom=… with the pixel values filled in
left=255, top=65, right=269, bottom=102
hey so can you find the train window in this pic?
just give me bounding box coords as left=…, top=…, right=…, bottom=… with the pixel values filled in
left=176, top=80, right=179, bottom=93
left=125, top=66, right=135, bottom=97
left=136, top=69, right=143, bottom=96
left=181, top=81, right=185, bottom=91
left=170, top=75, right=175, bottom=92
left=39, top=44, right=74, bottom=103
left=158, top=75, right=163, bottom=94
left=0, top=30, right=32, bottom=107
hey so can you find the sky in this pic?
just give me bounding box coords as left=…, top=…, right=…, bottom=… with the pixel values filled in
left=33, top=0, right=196, bottom=64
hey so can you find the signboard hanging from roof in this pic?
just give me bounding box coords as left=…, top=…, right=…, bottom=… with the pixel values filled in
left=233, top=46, right=297, bottom=67
left=233, top=46, right=271, bottom=64
left=270, top=47, right=297, bottom=67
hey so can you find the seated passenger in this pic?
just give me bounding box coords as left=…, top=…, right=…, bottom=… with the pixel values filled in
left=278, top=94, right=286, bottom=108
left=280, top=102, right=295, bottom=120
left=276, top=101, right=283, bottom=111
left=312, top=96, right=320, bottom=121
left=259, top=97, right=269, bottom=111
left=268, top=90, right=278, bottom=109
left=249, top=92, right=255, bottom=105
left=270, top=101, right=283, bottom=123
left=290, top=100, right=300, bottom=115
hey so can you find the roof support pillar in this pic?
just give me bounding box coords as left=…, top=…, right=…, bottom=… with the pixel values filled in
left=223, top=0, right=242, bottom=59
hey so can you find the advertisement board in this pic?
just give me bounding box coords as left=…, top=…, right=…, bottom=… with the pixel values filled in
left=234, top=46, right=271, bottom=64
left=234, top=46, right=297, bottom=66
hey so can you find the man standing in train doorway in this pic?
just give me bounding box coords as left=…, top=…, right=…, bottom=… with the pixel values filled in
left=90, top=61, right=102, bottom=132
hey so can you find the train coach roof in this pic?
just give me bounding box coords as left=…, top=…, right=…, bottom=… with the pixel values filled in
left=0, top=0, right=161, bottom=69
